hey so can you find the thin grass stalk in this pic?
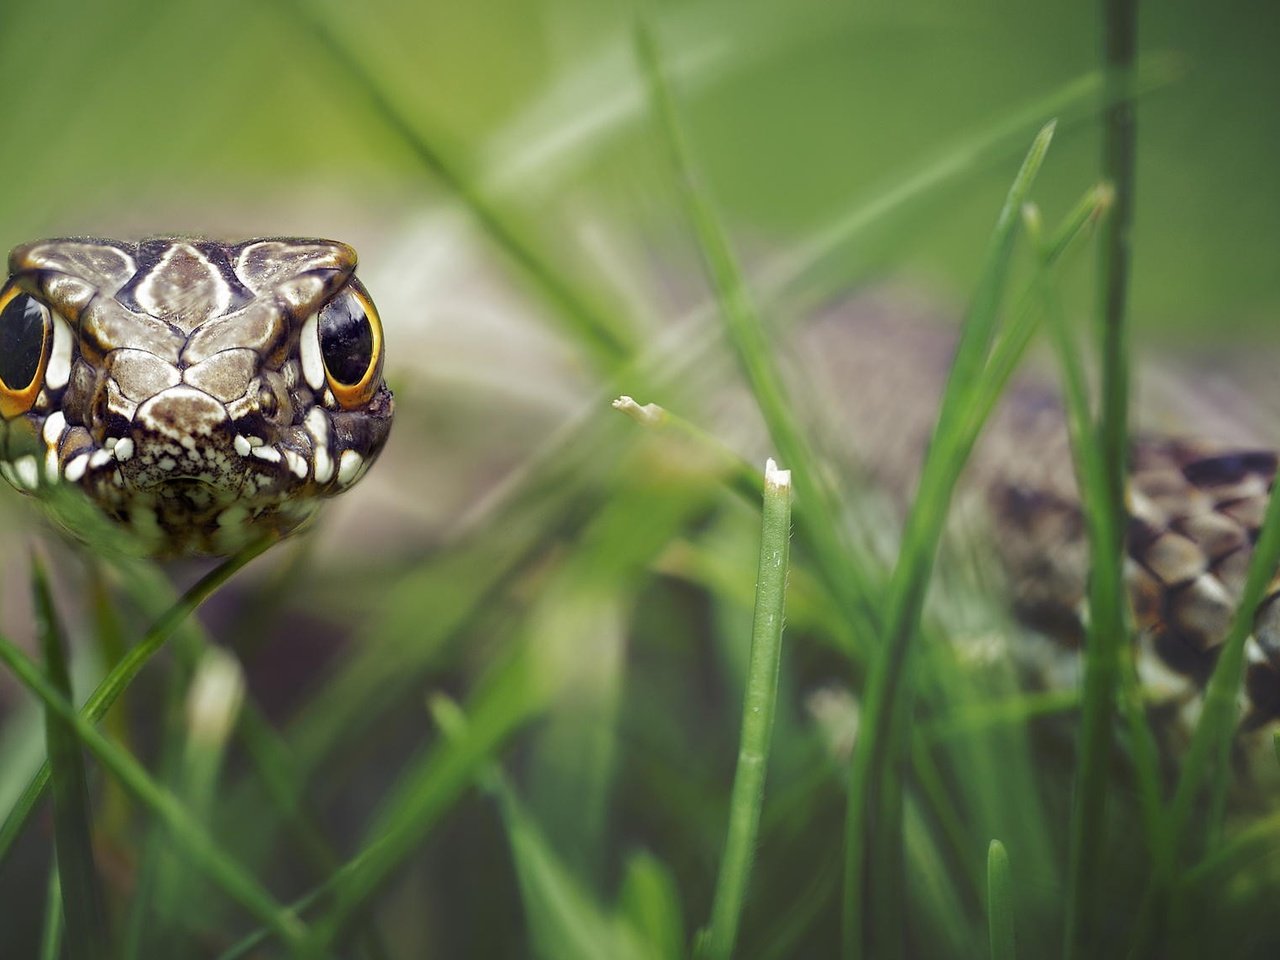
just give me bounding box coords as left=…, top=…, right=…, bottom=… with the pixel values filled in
left=987, top=840, right=1016, bottom=960
left=633, top=15, right=877, bottom=647
left=696, top=460, right=793, bottom=960
left=38, top=864, right=64, bottom=960
left=268, top=0, right=635, bottom=372
left=0, top=630, right=311, bottom=952
left=1064, top=0, right=1138, bottom=953
left=34, top=556, right=108, bottom=960
left=1027, top=204, right=1170, bottom=958
left=86, top=562, right=133, bottom=840
left=0, top=538, right=269, bottom=863
left=841, top=122, right=1055, bottom=960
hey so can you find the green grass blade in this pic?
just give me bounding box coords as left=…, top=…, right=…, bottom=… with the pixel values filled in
left=38, top=863, right=64, bottom=960
left=695, top=460, right=794, bottom=960
left=841, top=122, right=1055, bottom=960
left=0, top=537, right=270, bottom=864
left=0, top=628, right=310, bottom=952
left=634, top=12, right=877, bottom=660
left=266, top=0, right=635, bottom=372
left=1063, top=0, right=1139, bottom=952
left=617, top=852, right=685, bottom=960
left=986, top=840, right=1016, bottom=960
left=33, top=555, right=109, bottom=960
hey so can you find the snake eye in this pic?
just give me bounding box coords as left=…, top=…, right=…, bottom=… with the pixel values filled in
left=317, top=282, right=384, bottom=409
left=0, top=284, right=53, bottom=419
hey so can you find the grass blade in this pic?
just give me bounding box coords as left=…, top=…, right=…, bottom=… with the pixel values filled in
left=34, top=555, right=108, bottom=959
left=0, top=537, right=270, bottom=864
left=1063, top=1, right=1139, bottom=953
left=38, top=863, right=64, bottom=960
left=841, top=122, right=1055, bottom=960
left=986, top=840, right=1016, bottom=960
left=634, top=11, right=877, bottom=669
left=0, top=627, right=310, bottom=952
left=695, top=460, right=794, bottom=960
left=266, top=0, right=635, bottom=372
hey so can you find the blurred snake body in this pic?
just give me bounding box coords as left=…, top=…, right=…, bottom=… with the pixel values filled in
left=0, top=238, right=394, bottom=557
left=799, top=304, right=1280, bottom=732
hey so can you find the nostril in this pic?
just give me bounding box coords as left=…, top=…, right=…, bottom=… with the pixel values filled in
left=257, top=385, right=278, bottom=417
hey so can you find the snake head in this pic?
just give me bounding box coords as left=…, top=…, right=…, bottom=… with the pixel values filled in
left=0, top=237, right=394, bottom=557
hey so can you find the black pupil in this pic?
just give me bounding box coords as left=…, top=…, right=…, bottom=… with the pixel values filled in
left=318, top=292, right=374, bottom=387
left=0, top=292, right=47, bottom=391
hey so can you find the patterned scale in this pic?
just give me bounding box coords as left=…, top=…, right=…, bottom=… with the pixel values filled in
left=795, top=297, right=1280, bottom=732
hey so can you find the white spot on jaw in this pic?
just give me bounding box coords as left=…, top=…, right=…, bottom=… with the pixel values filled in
left=64, top=453, right=89, bottom=483
left=114, top=438, right=135, bottom=462
left=89, top=448, right=115, bottom=469
left=306, top=407, right=334, bottom=483
left=42, top=411, right=67, bottom=446
left=300, top=312, right=324, bottom=391
left=251, top=445, right=282, bottom=463
left=234, top=434, right=252, bottom=457
left=283, top=449, right=308, bottom=479
left=42, top=413, right=68, bottom=480
left=337, top=450, right=363, bottom=486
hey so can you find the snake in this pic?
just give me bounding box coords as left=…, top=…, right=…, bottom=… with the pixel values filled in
left=0, top=237, right=394, bottom=557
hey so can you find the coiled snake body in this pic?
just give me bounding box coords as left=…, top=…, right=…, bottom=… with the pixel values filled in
left=0, top=237, right=394, bottom=557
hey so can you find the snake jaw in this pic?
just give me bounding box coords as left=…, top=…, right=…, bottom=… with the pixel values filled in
left=0, top=237, right=394, bottom=557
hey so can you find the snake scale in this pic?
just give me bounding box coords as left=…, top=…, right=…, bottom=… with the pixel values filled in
left=1, top=238, right=1277, bottom=732
left=793, top=301, right=1280, bottom=734
left=0, top=237, right=393, bottom=557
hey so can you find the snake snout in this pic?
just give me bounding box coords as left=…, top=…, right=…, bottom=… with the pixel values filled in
left=124, top=385, right=240, bottom=489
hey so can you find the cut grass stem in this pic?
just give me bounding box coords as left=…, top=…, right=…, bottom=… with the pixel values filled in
left=634, top=15, right=878, bottom=653
left=986, top=840, right=1016, bottom=960
left=696, top=460, right=793, bottom=960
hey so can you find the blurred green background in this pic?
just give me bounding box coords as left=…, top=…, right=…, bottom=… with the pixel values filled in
left=1, top=0, right=1275, bottom=335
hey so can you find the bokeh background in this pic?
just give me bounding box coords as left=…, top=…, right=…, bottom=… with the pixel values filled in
left=0, top=0, right=1277, bottom=956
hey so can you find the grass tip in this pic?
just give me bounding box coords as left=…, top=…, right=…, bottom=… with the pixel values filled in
left=1092, top=181, right=1117, bottom=218
left=1021, top=202, right=1044, bottom=240
left=613, top=395, right=667, bottom=426
left=186, top=647, right=246, bottom=746
left=764, top=458, right=791, bottom=491
left=428, top=692, right=468, bottom=739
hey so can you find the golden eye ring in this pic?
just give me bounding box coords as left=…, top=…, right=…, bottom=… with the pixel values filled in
left=0, top=283, right=53, bottom=419
left=317, top=280, right=384, bottom=409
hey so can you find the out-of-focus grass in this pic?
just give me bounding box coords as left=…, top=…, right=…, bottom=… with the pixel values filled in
left=0, top=2, right=1278, bottom=959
